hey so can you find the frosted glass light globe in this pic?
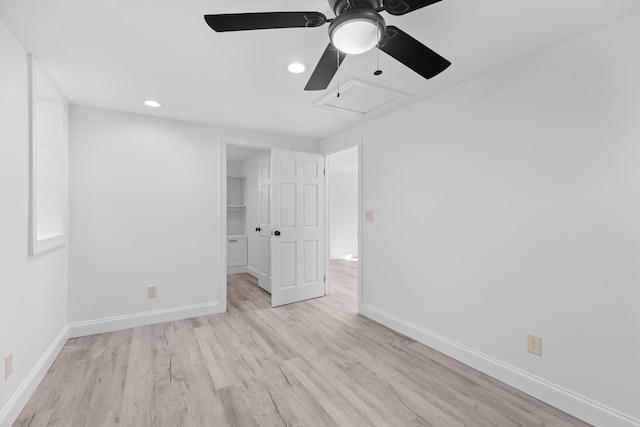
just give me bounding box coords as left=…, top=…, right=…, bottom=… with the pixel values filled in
left=331, top=19, right=380, bottom=55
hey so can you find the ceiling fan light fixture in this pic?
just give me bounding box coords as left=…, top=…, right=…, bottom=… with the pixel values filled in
left=329, top=9, right=385, bottom=55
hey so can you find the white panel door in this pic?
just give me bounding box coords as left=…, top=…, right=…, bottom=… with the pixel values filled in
left=271, top=148, right=325, bottom=307
left=257, top=155, right=272, bottom=293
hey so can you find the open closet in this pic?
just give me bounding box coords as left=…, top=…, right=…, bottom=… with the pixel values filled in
left=226, top=145, right=269, bottom=277
left=226, top=144, right=326, bottom=307
left=226, top=175, right=247, bottom=273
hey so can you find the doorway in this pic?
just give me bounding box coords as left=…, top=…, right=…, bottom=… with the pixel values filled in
left=225, top=144, right=270, bottom=300
left=326, top=146, right=360, bottom=313
left=224, top=143, right=327, bottom=308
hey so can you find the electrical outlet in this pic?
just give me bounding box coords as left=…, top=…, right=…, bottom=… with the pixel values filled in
left=527, top=334, right=542, bottom=356
left=5, top=353, right=13, bottom=380
left=148, top=285, right=157, bottom=298
left=365, top=210, right=374, bottom=222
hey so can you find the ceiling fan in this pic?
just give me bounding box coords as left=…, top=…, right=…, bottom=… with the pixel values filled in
left=204, top=0, right=451, bottom=91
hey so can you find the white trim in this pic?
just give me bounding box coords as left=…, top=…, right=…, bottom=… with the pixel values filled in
left=219, top=138, right=228, bottom=313
left=227, top=266, right=248, bottom=275
left=0, top=326, right=68, bottom=427
left=222, top=135, right=291, bottom=151
left=67, top=302, right=223, bottom=338
left=246, top=265, right=260, bottom=280
left=324, top=154, right=331, bottom=295
left=360, top=303, right=640, bottom=427
left=357, top=136, right=364, bottom=314
left=329, top=252, right=358, bottom=260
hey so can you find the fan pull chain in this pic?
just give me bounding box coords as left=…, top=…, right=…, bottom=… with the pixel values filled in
left=337, top=49, right=341, bottom=98
left=374, top=20, right=382, bottom=76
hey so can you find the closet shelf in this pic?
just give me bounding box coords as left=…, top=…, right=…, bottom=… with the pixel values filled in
left=227, top=175, right=247, bottom=268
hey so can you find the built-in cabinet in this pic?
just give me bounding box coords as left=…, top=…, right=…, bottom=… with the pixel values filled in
left=227, top=236, right=247, bottom=267
left=227, top=176, right=247, bottom=270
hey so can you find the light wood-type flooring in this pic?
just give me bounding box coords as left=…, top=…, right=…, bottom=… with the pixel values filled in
left=14, top=260, right=589, bottom=426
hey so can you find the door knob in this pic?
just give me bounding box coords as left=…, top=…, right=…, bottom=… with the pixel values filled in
left=255, top=227, right=261, bottom=232
left=274, top=230, right=281, bottom=236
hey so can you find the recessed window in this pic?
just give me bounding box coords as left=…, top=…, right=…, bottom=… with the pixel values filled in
left=29, top=55, right=68, bottom=255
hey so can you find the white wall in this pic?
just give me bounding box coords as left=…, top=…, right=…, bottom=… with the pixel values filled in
left=227, top=161, right=242, bottom=176
left=321, top=13, right=640, bottom=427
left=328, top=169, right=358, bottom=259
left=0, top=21, right=68, bottom=425
left=67, top=105, right=320, bottom=327
left=67, top=106, right=225, bottom=335
left=68, top=108, right=319, bottom=336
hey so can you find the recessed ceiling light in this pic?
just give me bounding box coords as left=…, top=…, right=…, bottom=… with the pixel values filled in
left=287, top=62, right=306, bottom=74
left=144, top=99, right=163, bottom=108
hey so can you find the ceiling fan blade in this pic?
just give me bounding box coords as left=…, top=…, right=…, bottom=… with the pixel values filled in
left=383, top=0, right=443, bottom=16
left=305, top=44, right=347, bottom=91
left=379, top=26, right=451, bottom=79
left=204, top=12, right=327, bottom=32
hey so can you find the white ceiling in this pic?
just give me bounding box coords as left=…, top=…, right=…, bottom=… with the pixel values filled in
left=1, top=0, right=639, bottom=140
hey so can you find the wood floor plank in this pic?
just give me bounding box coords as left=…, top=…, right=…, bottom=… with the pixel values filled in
left=119, top=325, right=154, bottom=426
left=283, top=356, right=380, bottom=427
left=13, top=260, right=590, bottom=426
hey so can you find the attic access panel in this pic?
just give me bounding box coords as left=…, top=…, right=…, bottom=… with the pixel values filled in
left=312, top=79, right=410, bottom=116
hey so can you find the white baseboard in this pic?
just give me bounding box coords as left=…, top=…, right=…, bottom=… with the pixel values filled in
left=330, top=252, right=358, bottom=260
left=360, top=303, right=640, bottom=427
left=246, top=265, right=260, bottom=279
left=0, top=326, right=69, bottom=427
left=68, top=301, right=223, bottom=338
left=227, top=266, right=248, bottom=275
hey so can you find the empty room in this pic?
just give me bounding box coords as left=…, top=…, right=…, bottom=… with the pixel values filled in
left=1, top=1, right=639, bottom=426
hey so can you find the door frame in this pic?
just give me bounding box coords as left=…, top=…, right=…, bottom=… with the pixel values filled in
left=219, top=136, right=293, bottom=312
left=322, top=136, right=364, bottom=313
left=220, top=135, right=364, bottom=314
